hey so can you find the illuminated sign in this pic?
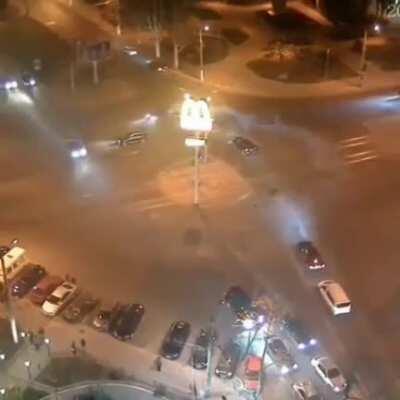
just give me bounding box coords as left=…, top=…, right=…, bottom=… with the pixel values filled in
left=180, top=94, right=212, bottom=132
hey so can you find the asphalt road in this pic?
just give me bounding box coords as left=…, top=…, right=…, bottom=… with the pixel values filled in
left=1, top=1, right=400, bottom=399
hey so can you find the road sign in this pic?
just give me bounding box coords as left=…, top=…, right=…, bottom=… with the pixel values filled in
left=185, top=138, right=205, bottom=147
left=180, top=95, right=212, bottom=132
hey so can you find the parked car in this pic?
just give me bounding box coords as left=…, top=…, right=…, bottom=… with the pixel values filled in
left=110, top=303, right=145, bottom=340
left=232, top=136, right=258, bottom=156
left=311, top=356, right=347, bottom=393
left=244, top=356, right=263, bottom=392
left=318, top=280, right=351, bottom=316
left=21, top=72, right=37, bottom=87
left=266, top=336, right=298, bottom=375
left=161, top=320, right=190, bottom=360
left=92, top=305, right=121, bottom=331
left=292, top=381, right=322, bottom=400
left=29, top=275, right=63, bottom=305
left=191, top=329, right=210, bottom=370
left=282, top=317, right=317, bottom=351
left=215, top=341, right=241, bottom=379
left=296, top=241, right=326, bottom=270
left=42, top=282, right=78, bottom=317
left=11, top=263, right=46, bottom=298
left=62, top=293, right=99, bottom=323
left=221, top=286, right=257, bottom=322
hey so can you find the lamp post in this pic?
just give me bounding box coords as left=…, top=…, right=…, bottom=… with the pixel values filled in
left=24, top=360, right=32, bottom=380
left=44, top=338, right=51, bottom=357
left=199, top=25, right=210, bottom=82
left=205, top=318, right=216, bottom=398
left=0, top=239, right=19, bottom=344
left=359, top=23, right=380, bottom=76
left=115, top=0, right=121, bottom=36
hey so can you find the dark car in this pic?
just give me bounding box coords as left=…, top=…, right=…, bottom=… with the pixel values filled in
left=282, top=317, right=317, bottom=351
left=92, top=303, right=121, bottom=331
left=232, top=136, right=258, bottom=156
left=266, top=335, right=298, bottom=375
left=110, top=303, right=145, bottom=340
left=21, top=72, right=37, bottom=87
left=62, top=293, right=99, bottom=323
left=296, top=241, right=325, bottom=270
left=191, top=329, right=210, bottom=369
left=117, top=131, right=147, bottom=147
left=215, top=341, right=241, bottom=379
left=11, top=264, right=46, bottom=298
left=161, top=321, right=190, bottom=360
left=29, top=275, right=63, bottom=305
left=221, top=286, right=256, bottom=321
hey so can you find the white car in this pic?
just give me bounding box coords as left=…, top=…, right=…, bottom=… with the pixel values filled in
left=68, top=140, right=87, bottom=159
left=123, top=46, right=138, bottom=56
left=292, top=381, right=322, bottom=400
left=311, top=356, right=347, bottom=393
left=318, top=280, right=351, bottom=316
left=42, top=282, right=78, bottom=317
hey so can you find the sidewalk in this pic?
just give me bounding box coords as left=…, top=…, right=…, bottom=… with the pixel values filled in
left=0, top=304, right=239, bottom=400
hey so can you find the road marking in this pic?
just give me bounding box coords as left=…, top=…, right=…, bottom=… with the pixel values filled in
left=337, top=135, right=378, bottom=165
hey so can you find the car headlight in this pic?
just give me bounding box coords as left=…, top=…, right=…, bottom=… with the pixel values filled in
left=298, top=343, right=306, bottom=350
left=79, top=148, right=87, bottom=157
left=293, top=363, right=298, bottom=370
left=71, top=150, right=80, bottom=158
left=309, top=338, right=317, bottom=346
left=280, top=366, right=289, bottom=375
left=12, top=81, right=17, bottom=88
left=333, top=387, right=341, bottom=393
left=30, top=79, right=36, bottom=85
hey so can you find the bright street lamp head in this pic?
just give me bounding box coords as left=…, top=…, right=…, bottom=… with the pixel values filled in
left=24, top=360, right=30, bottom=368
left=204, top=25, right=210, bottom=31
left=373, top=23, right=381, bottom=33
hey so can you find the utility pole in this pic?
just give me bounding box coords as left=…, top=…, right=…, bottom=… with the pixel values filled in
left=199, top=28, right=205, bottom=82
left=115, top=0, right=121, bottom=36
left=359, top=27, right=368, bottom=73
left=92, top=60, right=99, bottom=85
left=0, top=240, right=19, bottom=344
left=194, top=143, right=199, bottom=206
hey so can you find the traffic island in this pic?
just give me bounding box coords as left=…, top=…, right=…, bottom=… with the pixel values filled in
left=157, top=159, right=252, bottom=208
left=247, top=45, right=356, bottom=83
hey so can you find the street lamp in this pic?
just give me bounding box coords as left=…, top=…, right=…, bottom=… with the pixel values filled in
left=44, top=338, right=51, bottom=357
left=199, top=25, right=210, bottom=82
left=0, top=239, right=20, bottom=344
left=24, top=360, right=32, bottom=380
left=359, top=23, right=381, bottom=76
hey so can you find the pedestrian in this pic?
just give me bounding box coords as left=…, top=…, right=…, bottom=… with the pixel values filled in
left=71, top=341, right=77, bottom=356
left=155, top=356, right=162, bottom=372
left=80, top=338, right=86, bottom=349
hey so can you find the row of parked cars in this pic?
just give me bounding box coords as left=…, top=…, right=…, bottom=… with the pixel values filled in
left=221, top=285, right=349, bottom=398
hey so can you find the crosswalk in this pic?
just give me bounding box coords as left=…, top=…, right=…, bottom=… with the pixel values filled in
left=338, top=135, right=378, bottom=165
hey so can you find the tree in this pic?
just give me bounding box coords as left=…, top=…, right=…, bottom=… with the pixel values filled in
left=322, top=0, right=372, bottom=24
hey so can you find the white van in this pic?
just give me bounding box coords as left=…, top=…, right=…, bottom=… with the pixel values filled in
left=0, top=247, right=27, bottom=282
left=318, top=280, right=351, bottom=316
